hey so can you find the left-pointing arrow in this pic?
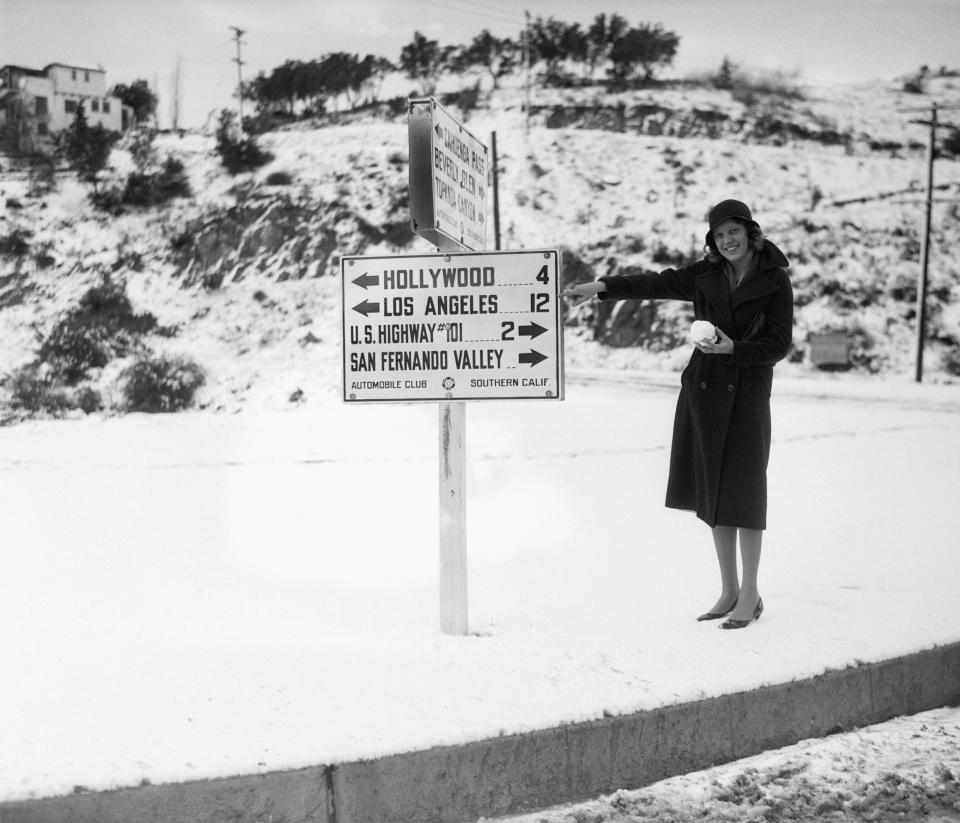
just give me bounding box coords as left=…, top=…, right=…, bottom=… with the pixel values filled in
left=519, top=349, right=548, bottom=367
left=352, top=300, right=380, bottom=317
left=352, top=272, right=379, bottom=290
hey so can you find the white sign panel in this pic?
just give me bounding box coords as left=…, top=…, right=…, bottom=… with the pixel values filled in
left=408, top=97, right=487, bottom=251
left=342, top=249, right=563, bottom=402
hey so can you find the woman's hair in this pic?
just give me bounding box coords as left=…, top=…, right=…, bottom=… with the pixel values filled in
left=704, top=220, right=765, bottom=262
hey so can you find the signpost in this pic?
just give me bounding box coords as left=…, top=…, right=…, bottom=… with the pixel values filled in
left=341, top=98, right=564, bottom=636
left=341, top=249, right=563, bottom=402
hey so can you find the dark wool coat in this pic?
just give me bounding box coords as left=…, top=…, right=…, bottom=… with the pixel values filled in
left=599, top=240, right=793, bottom=529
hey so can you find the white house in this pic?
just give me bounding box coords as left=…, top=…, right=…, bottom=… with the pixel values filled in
left=0, top=62, right=132, bottom=152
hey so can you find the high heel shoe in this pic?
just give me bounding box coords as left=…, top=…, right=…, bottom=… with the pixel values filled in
left=697, top=597, right=738, bottom=622
left=720, top=597, right=764, bottom=630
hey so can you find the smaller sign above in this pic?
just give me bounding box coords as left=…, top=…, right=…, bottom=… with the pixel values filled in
left=408, top=97, right=488, bottom=251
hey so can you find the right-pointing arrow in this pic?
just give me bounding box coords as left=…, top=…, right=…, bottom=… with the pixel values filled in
left=519, top=349, right=547, bottom=367
left=518, top=322, right=548, bottom=339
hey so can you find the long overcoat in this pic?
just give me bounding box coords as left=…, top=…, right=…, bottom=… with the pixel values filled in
left=599, top=240, right=793, bottom=529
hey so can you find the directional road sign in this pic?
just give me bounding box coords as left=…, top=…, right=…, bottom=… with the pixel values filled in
left=341, top=249, right=563, bottom=402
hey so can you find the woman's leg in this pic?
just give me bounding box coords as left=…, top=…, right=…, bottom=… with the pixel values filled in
left=707, top=525, right=740, bottom=613
left=727, top=527, right=763, bottom=620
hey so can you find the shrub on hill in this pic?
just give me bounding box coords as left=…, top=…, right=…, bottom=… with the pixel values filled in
left=122, top=155, right=192, bottom=205
left=943, top=128, right=960, bottom=157
left=38, top=277, right=158, bottom=384
left=6, top=365, right=103, bottom=416
left=88, top=129, right=193, bottom=209
left=943, top=347, right=960, bottom=377
left=215, top=110, right=273, bottom=174
left=712, top=58, right=804, bottom=103
left=120, top=354, right=205, bottom=412
left=58, top=105, right=119, bottom=191
left=8, top=365, right=73, bottom=414
left=902, top=66, right=929, bottom=94
left=264, top=170, right=294, bottom=186
left=2, top=276, right=201, bottom=419
left=0, top=227, right=31, bottom=256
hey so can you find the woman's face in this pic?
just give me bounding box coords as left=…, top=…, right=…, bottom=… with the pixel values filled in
left=713, top=219, right=751, bottom=265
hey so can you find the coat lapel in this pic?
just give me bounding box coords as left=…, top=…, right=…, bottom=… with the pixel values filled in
left=732, top=269, right=779, bottom=310
left=696, top=269, right=733, bottom=323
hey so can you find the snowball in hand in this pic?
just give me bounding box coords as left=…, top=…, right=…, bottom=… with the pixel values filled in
left=690, top=320, right=718, bottom=344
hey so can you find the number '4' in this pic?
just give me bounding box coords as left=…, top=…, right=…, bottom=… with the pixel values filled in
left=536, top=265, right=549, bottom=284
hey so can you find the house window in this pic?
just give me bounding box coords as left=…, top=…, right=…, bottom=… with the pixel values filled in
left=84, top=71, right=90, bottom=82
left=38, top=123, right=48, bottom=135
left=65, top=99, right=77, bottom=114
left=92, top=99, right=100, bottom=112
left=35, top=96, right=48, bottom=115
left=103, top=100, right=111, bottom=114
left=71, top=69, right=77, bottom=80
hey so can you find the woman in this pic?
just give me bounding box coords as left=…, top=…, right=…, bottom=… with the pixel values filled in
left=564, top=199, right=793, bottom=629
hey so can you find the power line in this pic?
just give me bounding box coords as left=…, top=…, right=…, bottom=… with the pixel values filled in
left=181, top=40, right=234, bottom=71
left=409, top=0, right=525, bottom=27
left=419, top=0, right=525, bottom=21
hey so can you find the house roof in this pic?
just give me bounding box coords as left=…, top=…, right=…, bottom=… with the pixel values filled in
left=44, top=62, right=105, bottom=74
left=1, top=64, right=48, bottom=78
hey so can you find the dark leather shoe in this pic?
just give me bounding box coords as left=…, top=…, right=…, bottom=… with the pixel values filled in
left=720, top=597, right=764, bottom=630
left=697, top=597, right=738, bottom=622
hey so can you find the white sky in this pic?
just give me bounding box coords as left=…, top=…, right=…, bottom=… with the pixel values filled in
left=1, top=0, right=959, bottom=127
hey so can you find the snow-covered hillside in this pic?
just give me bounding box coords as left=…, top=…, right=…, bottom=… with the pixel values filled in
left=1, top=75, right=959, bottom=420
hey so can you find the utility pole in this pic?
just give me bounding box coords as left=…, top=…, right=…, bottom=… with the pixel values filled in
left=903, top=101, right=960, bottom=382
left=230, top=26, right=246, bottom=127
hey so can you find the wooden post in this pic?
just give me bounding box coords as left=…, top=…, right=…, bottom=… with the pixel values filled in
left=438, top=400, right=467, bottom=635
left=435, top=236, right=471, bottom=636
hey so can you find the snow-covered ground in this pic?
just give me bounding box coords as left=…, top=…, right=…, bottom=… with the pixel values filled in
left=2, top=73, right=960, bottom=816
left=1, top=369, right=958, bottom=804
left=490, top=705, right=960, bottom=822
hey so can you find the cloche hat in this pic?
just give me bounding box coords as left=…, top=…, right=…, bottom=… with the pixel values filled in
left=705, top=199, right=761, bottom=247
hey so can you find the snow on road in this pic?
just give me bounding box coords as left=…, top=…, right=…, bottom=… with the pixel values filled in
left=488, top=705, right=960, bottom=823
left=0, top=371, right=958, bottom=802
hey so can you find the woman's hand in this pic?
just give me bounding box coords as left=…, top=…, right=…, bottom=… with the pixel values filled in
left=562, top=282, right=605, bottom=307
left=695, top=326, right=735, bottom=355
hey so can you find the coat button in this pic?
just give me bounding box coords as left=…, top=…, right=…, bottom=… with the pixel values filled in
left=700, top=381, right=707, bottom=389
left=727, top=384, right=734, bottom=391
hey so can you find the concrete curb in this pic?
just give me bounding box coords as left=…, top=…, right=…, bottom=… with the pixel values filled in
left=3, top=641, right=959, bottom=823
